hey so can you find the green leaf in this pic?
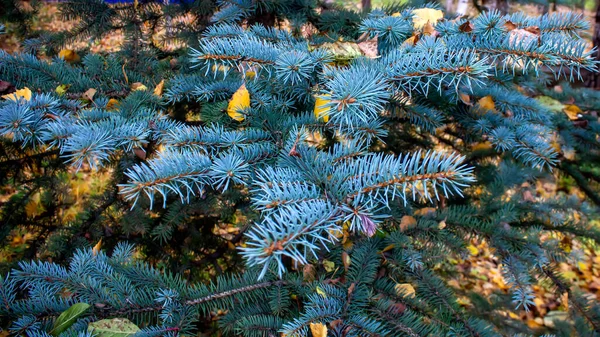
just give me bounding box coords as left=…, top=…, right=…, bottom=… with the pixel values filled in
left=87, top=318, right=140, bottom=337
left=50, top=302, right=91, bottom=336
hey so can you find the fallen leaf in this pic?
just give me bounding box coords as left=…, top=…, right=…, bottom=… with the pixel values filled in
left=133, top=147, right=146, bottom=160
left=466, top=244, right=479, bottom=256
left=309, top=322, right=327, bottom=337
left=314, top=94, right=331, bottom=123
left=524, top=26, right=541, bottom=35
left=82, top=88, right=97, bottom=101
left=504, top=20, right=517, bottom=31
left=2, top=87, right=32, bottom=101
left=0, top=80, right=16, bottom=96
left=323, top=260, right=335, bottom=272
left=563, top=104, right=582, bottom=121
left=400, top=215, right=417, bottom=231
left=130, top=82, right=148, bottom=91
left=106, top=98, right=120, bottom=110
left=58, top=49, right=81, bottom=63
left=342, top=252, right=351, bottom=272
left=357, top=37, right=378, bottom=58
left=459, top=21, right=474, bottom=32
left=412, top=8, right=444, bottom=30
left=303, top=264, right=316, bottom=282
left=438, top=219, right=447, bottom=229
left=153, top=79, right=165, bottom=97
left=459, top=92, right=472, bottom=106
left=227, top=84, right=250, bottom=122
left=477, top=95, right=496, bottom=111
left=395, top=283, right=416, bottom=298
left=422, top=22, right=436, bottom=35
left=414, top=207, right=436, bottom=217
left=92, top=239, right=102, bottom=257
left=536, top=96, right=564, bottom=112
left=55, top=84, right=70, bottom=96
left=315, top=286, right=327, bottom=298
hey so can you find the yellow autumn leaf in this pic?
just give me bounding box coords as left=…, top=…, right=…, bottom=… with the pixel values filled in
left=477, top=95, right=496, bottom=111
left=92, top=239, right=102, bottom=257
left=315, top=286, right=327, bottom=298
left=227, top=84, right=250, bottom=122
left=412, top=8, right=444, bottom=30
left=309, top=322, right=327, bottom=337
left=58, top=49, right=81, bottom=63
left=131, top=82, right=148, bottom=91
left=244, top=70, right=256, bottom=79
left=391, top=12, right=401, bottom=17
left=314, top=94, right=331, bottom=123
left=323, top=260, right=335, bottom=272
left=395, top=283, right=416, bottom=298
left=381, top=244, right=395, bottom=253
left=563, top=104, right=582, bottom=121
left=153, top=79, right=165, bottom=97
left=466, top=244, right=479, bottom=256
left=471, top=141, right=493, bottom=151
left=106, top=98, right=120, bottom=110
left=2, top=87, right=32, bottom=101
left=55, top=84, right=70, bottom=96
left=342, top=252, right=351, bottom=272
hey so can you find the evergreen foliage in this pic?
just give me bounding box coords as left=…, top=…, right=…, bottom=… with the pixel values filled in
left=1, top=0, right=600, bottom=336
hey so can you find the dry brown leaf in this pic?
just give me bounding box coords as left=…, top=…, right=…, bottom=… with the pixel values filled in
left=414, top=207, right=436, bottom=216
left=422, top=22, right=436, bottom=36
left=82, top=88, right=97, bottom=101
left=504, top=20, right=517, bottom=31
left=459, top=92, right=473, bottom=106
left=400, top=215, right=417, bottom=231
left=459, top=21, right=474, bottom=33
left=133, top=147, right=147, bottom=160
left=524, top=26, right=541, bottom=35
left=342, top=252, right=351, bottom=273
left=130, top=82, right=148, bottom=91
left=357, top=38, right=378, bottom=58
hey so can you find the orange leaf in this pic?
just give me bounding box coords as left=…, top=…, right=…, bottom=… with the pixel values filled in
left=58, top=49, right=81, bottom=63
left=400, top=215, right=417, bottom=231
left=563, top=104, right=582, bottom=121
left=477, top=95, right=496, bottom=111
left=309, top=322, right=327, bottom=337
left=153, top=79, right=165, bottom=97
left=92, top=239, right=102, bottom=257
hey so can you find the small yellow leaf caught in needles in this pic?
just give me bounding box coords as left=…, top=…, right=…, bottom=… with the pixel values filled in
left=227, top=84, right=250, bottom=121
left=58, top=49, right=81, bottom=63
left=309, top=322, right=327, bottom=337
left=314, top=94, right=331, bottom=123
left=153, top=79, right=165, bottom=97
left=92, top=239, right=102, bottom=257
left=2, top=87, right=32, bottom=101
